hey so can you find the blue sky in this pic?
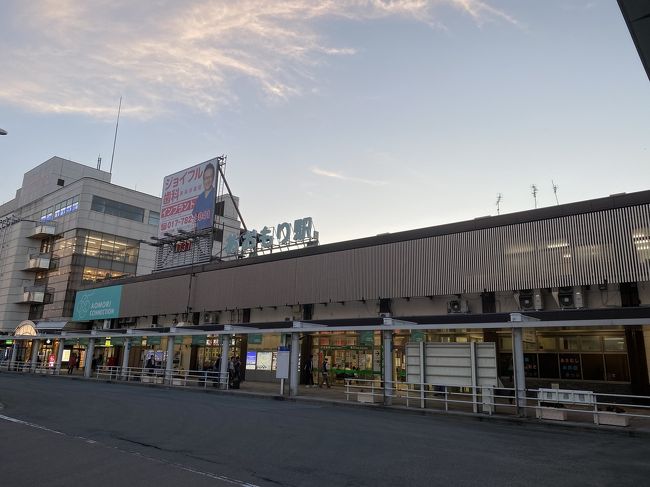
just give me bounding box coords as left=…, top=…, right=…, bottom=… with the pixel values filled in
left=1, top=0, right=649, bottom=244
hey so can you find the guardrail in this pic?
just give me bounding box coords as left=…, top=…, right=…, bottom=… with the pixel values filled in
left=94, top=366, right=230, bottom=390
left=3, top=360, right=649, bottom=428
left=0, top=361, right=66, bottom=374
left=343, top=379, right=650, bottom=427
left=532, top=388, right=650, bottom=427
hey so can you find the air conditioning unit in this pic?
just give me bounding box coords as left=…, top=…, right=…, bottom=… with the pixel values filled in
left=558, top=287, right=575, bottom=309
left=519, top=289, right=543, bottom=311
left=447, top=300, right=468, bottom=314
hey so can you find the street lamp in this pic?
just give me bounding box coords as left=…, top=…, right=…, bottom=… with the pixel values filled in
left=0, top=128, right=7, bottom=135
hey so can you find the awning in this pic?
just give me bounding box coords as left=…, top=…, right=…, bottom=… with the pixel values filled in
left=35, top=321, right=68, bottom=331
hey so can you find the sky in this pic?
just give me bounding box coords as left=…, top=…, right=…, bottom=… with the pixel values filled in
left=1, top=0, right=649, bottom=244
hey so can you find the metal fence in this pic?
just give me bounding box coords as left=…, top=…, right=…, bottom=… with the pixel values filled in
left=343, top=378, right=650, bottom=427
left=94, top=366, right=229, bottom=390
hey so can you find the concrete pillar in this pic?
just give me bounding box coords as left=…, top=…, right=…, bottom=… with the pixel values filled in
left=383, top=330, right=393, bottom=406
left=512, top=327, right=526, bottom=413
left=84, top=338, right=96, bottom=378
left=55, top=339, right=65, bottom=374
left=419, top=341, right=426, bottom=409
left=121, top=339, right=131, bottom=380
left=30, top=339, right=40, bottom=372
left=220, top=336, right=230, bottom=388
left=290, top=332, right=299, bottom=397
left=9, top=342, right=18, bottom=371
left=166, top=336, right=175, bottom=384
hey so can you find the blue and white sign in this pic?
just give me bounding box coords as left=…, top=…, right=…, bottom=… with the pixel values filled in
left=73, top=286, right=123, bottom=321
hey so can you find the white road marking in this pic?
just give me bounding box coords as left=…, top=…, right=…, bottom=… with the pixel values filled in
left=0, top=413, right=260, bottom=487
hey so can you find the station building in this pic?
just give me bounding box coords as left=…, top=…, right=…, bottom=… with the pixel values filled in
left=5, top=189, right=650, bottom=396
left=0, top=157, right=161, bottom=337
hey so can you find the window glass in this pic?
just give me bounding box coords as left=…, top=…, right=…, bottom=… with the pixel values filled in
left=559, top=353, right=582, bottom=379
left=560, top=336, right=579, bottom=352
left=581, top=354, right=605, bottom=381
left=100, top=236, right=115, bottom=260
left=580, top=336, right=602, bottom=352
left=603, top=336, right=626, bottom=352
left=524, top=340, right=536, bottom=352
left=499, top=336, right=512, bottom=351
left=538, top=337, right=557, bottom=352
left=113, top=236, right=129, bottom=262
left=524, top=354, right=538, bottom=378
left=82, top=267, right=126, bottom=284
left=85, top=233, right=102, bottom=258
left=538, top=354, right=559, bottom=379
left=91, top=195, right=145, bottom=222
left=125, top=246, right=139, bottom=264
left=148, top=211, right=160, bottom=226
left=605, top=355, right=630, bottom=382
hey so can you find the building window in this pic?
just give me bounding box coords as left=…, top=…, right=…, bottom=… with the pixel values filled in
left=148, top=211, right=160, bottom=226
left=82, top=267, right=126, bottom=284
left=57, top=178, right=65, bottom=186
left=41, top=195, right=79, bottom=222
left=91, top=195, right=145, bottom=222
left=215, top=201, right=225, bottom=217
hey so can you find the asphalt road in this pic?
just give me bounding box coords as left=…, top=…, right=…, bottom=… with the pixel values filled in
left=1, top=374, right=649, bottom=487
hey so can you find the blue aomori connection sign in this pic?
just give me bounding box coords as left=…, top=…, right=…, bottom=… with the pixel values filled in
left=73, top=285, right=123, bottom=321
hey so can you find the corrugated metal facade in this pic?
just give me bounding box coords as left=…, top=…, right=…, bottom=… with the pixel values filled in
left=119, top=204, right=650, bottom=316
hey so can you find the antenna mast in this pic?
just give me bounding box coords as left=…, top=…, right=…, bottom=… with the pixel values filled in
left=496, top=193, right=503, bottom=215
left=216, top=155, right=248, bottom=231
left=109, top=96, right=122, bottom=174
left=531, top=184, right=538, bottom=209
left=552, top=180, right=559, bottom=205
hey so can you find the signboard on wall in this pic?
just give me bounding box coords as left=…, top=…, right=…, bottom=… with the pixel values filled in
left=72, top=286, right=123, bottom=321
left=155, top=157, right=220, bottom=271
left=275, top=350, right=290, bottom=379
left=159, top=159, right=219, bottom=238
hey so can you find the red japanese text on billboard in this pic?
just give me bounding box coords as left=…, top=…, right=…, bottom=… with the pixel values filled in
left=159, top=159, right=219, bottom=238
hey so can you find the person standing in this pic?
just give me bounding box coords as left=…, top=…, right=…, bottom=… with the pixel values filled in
left=67, top=353, right=77, bottom=375
left=319, top=358, right=331, bottom=388
left=304, top=355, right=315, bottom=387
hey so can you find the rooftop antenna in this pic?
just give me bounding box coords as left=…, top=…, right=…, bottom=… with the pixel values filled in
left=109, top=96, right=122, bottom=174
left=97, top=154, right=102, bottom=170
left=496, top=193, right=503, bottom=215
left=215, top=155, right=248, bottom=232
left=552, top=180, right=559, bottom=205
left=531, top=184, right=538, bottom=209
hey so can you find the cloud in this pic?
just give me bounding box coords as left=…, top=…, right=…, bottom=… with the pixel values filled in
left=311, top=167, right=388, bottom=186
left=0, top=0, right=517, bottom=119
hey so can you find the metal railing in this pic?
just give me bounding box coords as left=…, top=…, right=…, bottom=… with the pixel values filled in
left=3, top=360, right=649, bottom=428
left=94, top=365, right=230, bottom=390
left=0, top=360, right=63, bottom=374
left=343, top=378, right=650, bottom=427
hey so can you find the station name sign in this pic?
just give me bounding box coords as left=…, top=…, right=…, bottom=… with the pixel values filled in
left=223, top=217, right=318, bottom=256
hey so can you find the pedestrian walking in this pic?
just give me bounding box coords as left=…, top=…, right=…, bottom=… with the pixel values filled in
left=319, top=358, right=331, bottom=388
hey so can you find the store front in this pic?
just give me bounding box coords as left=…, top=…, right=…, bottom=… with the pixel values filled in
left=496, top=327, right=633, bottom=393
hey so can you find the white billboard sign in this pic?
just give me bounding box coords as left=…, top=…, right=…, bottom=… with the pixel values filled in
left=159, top=158, right=218, bottom=238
